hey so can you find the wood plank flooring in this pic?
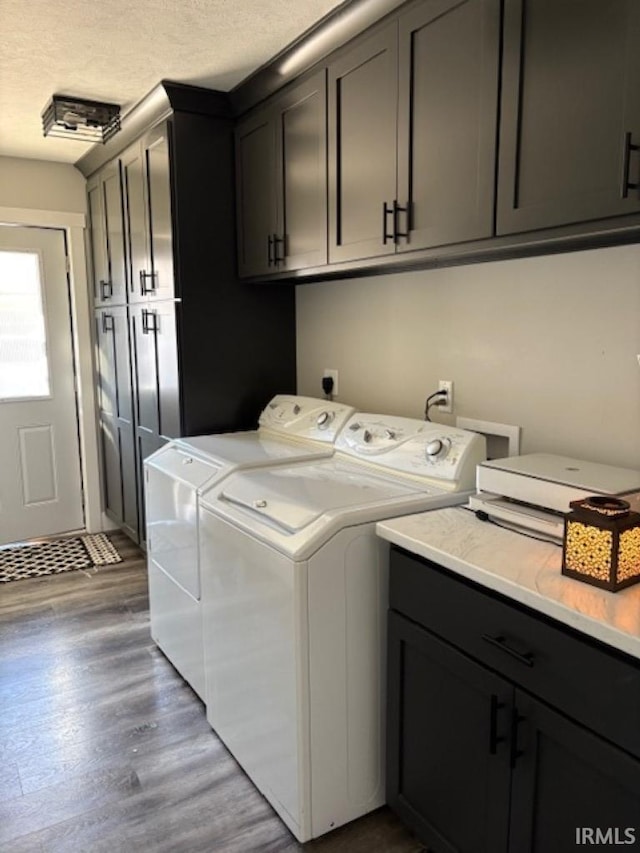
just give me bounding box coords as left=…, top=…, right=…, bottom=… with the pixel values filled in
left=0, top=532, right=425, bottom=852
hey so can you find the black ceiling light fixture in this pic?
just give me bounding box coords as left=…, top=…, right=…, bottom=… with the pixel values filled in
left=41, top=95, right=121, bottom=144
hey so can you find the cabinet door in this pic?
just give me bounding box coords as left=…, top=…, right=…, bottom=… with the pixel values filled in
left=498, top=0, right=640, bottom=234
left=276, top=71, right=328, bottom=271
left=101, top=160, right=127, bottom=304
left=236, top=110, right=278, bottom=277
left=122, top=141, right=151, bottom=303
left=94, top=307, right=137, bottom=536
left=144, top=124, right=175, bottom=301
left=328, top=24, right=398, bottom=263
left=130, top=301, right=180, bottom=442
left=397, top=0, right=500, bottom=250
left=88, top=176, right=109, bottom=306
left=387, top=612, right=511, bottom=853
left=509, top=691, right=640, bottom=853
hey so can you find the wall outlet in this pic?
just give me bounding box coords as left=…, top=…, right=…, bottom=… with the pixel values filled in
left=438, top=379, right=453, bottom=413
left=323, top=368, right=339, bottom=396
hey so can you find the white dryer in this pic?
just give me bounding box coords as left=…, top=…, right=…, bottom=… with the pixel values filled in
left=198, top=414, right=486, bottom=841
left=144, top=395, right=355, bottom=700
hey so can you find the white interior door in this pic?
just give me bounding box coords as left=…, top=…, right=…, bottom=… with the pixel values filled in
left=0, top=225, right=84, bottom=545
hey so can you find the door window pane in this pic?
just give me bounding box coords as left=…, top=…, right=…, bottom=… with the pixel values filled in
left=0, top=251, right=51, bottom=399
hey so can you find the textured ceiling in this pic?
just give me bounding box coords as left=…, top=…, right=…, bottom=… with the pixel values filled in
left=0, top=0, right=345, bottom=164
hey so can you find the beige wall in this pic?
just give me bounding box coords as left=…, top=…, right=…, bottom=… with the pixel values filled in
left=0, top=156, right=86, bottom=213
left=296, top=244, right=640, bottom=469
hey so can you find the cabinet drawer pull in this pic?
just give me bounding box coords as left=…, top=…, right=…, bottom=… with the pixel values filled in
left=489, top=694, right=506, bottom=755
left=382, top=201, right=395, bottom=244
left=139, top=269, right=156, bottom=295
left=102, top=313, right=114, bottom=333
left=99, top=279, right=113, bottom=300
left=481, top=634, right=534, bottom=667
left=621, top=131, right=639, bottom=199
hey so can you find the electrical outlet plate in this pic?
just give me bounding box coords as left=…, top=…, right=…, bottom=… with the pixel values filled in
left=323, top=368, right=339, bottom=396
left=438, top=379, right=453, bottom=413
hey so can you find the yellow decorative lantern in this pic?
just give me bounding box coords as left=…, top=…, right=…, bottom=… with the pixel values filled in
left=562, top=496, right=640, bottom=592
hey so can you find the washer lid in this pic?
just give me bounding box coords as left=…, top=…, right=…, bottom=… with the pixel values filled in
left=215, top=459, right=429, bottom=533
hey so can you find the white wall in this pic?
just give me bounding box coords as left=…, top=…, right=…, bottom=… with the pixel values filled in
left=0, top=156, right=86, bottom=213
left=296, top=244, right=640, bottom=469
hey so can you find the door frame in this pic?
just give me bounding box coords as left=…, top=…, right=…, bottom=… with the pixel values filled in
left=0, top=205, right=104, bottom=534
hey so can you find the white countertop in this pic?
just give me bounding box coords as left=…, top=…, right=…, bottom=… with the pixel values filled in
left=376, top=506, right=640, bottom=661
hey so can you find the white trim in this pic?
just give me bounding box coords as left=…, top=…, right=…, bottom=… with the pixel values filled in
left=0, top=206, right=85, bottom=229
left=0, top=205, right=103, bottom=534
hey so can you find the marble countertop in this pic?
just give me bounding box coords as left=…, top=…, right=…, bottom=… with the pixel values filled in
left=377, top=506, right=640, bottom=661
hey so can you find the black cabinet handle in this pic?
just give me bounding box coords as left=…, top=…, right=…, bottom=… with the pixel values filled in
left=509, top=707, right=525, bottom=769
left=621, top=132, right=639, bottom=199
left=273, top=235, right=285, bottom=265
left=99, top=280, right=113, bottom=300
left=101, top=313, right=114, bottom=333
left=139, top=270, right=156, bottom=295
left=393, top=200, right=409, bottom=242
left=489, top=694, right=506, bottom=755
left=141, top=308, right=157, bottom=335
left=267, top=234, right=274, bottom=267
left=482, top=634, right=534, bottom=667
left=382, top=201, right=395, bottom=244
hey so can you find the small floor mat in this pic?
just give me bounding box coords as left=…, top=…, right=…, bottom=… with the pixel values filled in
left=0, top=533, right=122, bottom=583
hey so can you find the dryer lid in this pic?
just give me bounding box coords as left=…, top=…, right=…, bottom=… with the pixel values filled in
left=216, top=459, right=429, bottom=533
left=174, top=431, right=334, bottom=467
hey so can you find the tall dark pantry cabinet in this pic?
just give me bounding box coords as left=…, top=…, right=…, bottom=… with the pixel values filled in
left=84, top=83, right=296, bottom=544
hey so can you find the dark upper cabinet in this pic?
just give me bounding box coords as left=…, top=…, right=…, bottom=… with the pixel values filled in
left=123, top=125, right=175, bottom=302
left=396, top=0, right=500, bottom=251
left=85, top=86, right=296, bottom=544
left=236, top=70, right=327, bottom=276
left=236, top=108, right=278, bottom=277
left=497, top=0, right=640, bottom=234
left=328, top=0, right=499, bottom=263
left=88, top=160, right=127, bottom=305
left=328, top=25, right=398, bottom=263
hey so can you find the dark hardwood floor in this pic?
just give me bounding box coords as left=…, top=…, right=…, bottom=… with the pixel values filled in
left=0, top=531, right=424, bottom=853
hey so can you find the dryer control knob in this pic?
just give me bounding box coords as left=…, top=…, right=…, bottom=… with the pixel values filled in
left=426, top=439, right=445, bottom=458
left=317, top=411, right=334, bottom=429
left=182, top=457, right=193, bottom=465
left=293, top=404, right=301, bottom=415
left=253, top=499, right=267, bottom=508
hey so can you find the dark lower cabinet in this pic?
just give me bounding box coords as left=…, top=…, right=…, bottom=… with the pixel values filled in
left=94, top=306, right=138, bottom=541
left=387, top=548, right=640, bottom=853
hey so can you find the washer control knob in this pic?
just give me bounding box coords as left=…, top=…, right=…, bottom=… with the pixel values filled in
left=293, top=404, right=301, bottom=415
left=385, top=429, right=397, bottom=440
left=426, top=439, right=445, bottom=458
left=182, top=457, right=193, bottom=465
left=363, top=429, right=372, bottom=443
left=253, top=499, right=267, bottom=509
left=317, top=411, right=334, bottom=429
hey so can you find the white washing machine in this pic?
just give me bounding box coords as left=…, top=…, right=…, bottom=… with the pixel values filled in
left=144, top=395, right=355, bottom=700
left=198, top=414, right=486, bottom=841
